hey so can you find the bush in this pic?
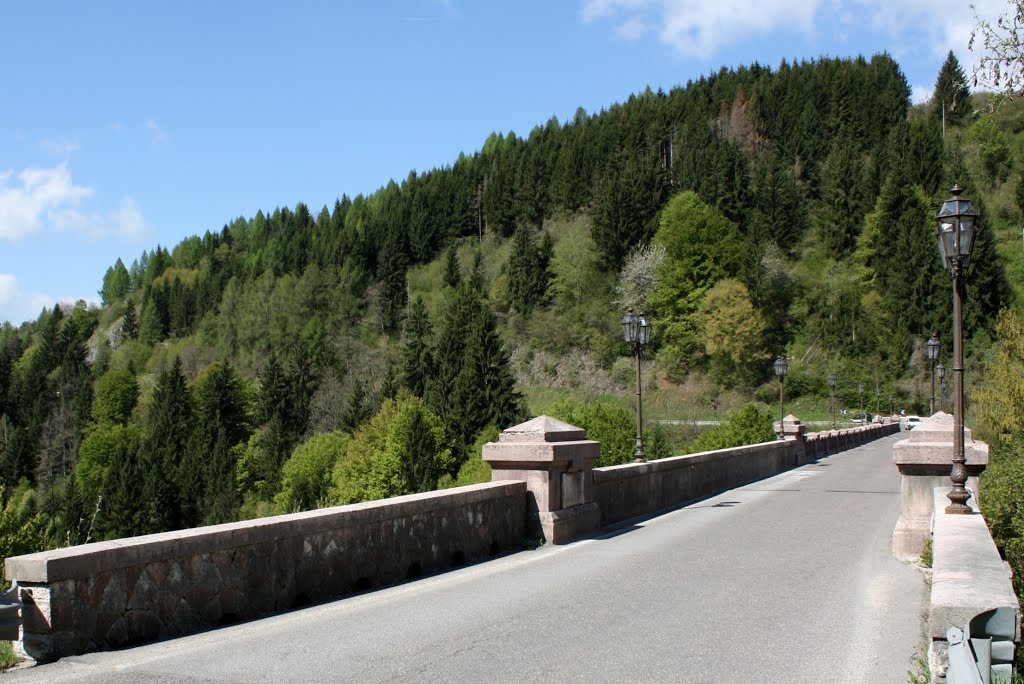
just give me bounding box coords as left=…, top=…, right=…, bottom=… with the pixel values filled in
left=688, top=404, right=775, bottom=453
left=274, top=431, right=349, bottom=514
left=548, top=397, right=671, bottom=466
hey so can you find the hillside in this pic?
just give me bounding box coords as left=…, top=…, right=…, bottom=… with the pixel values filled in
left=0, top=51, right=1020, bottom=551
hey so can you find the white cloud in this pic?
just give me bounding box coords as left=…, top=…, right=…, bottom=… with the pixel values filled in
left=0, top=274, right=92, bottom=326
left=580, top=0, right=1007, bottom=65
left=615, top=16, right=648, bottom=40
left=0, top=162, right=149, bottom=242
left=145, top=119, right=167, bottom=146
left=582, top=0, right=819, bottom=58
left=50, top=195, right=151, bottom=241
left=0, top=162, right=94, bottom=240
left=911, top=84, right=933, bottom=105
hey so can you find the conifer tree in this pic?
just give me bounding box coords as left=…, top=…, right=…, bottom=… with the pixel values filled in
left=141, top=357, right=192, bottom=532
left=933, top=51, right=972, bottom=128
left=402, top=297, right=433, bottom=398
left=121, top=300, right=139, bottom=340
left=449, top=303, right=523, bottom=450
left=442, top=242, right=462, bottom=289
left=377, top=229, right=408, bottom=335
left=98, top=436, right=145, bottom=540
left=816, top=137, right=868, bottom=257
left=341, top=378, right=372, bottom=432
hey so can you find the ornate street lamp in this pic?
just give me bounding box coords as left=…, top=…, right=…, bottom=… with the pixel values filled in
left=935, top=184, right=979, bottom=515
left=858, top=383, right=865, bottom=416
left=773, top=357, right=788, bottom=435
left=623, top=309, right=652, bottom=463
left=828, top=373, right=837, bottom=429
left=927, top=334, right=940, bottom=415
left=889, top=395, right=895, bottom=416
left=936, top=362, right=946, bottom=412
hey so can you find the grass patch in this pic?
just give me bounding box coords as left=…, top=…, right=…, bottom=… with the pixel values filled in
left=0, top=641, right=18, bottom=670
left=907, top=645, right=930, bottom=684
left=920, top=537, right=933, bottom=569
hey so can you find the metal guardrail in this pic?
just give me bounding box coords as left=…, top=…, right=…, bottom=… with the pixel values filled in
left=947, top=608, right=1017, bottom=684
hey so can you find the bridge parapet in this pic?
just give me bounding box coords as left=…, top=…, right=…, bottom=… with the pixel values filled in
left=928, top=488, right=1019, bottom=682
left=891, top=412, right=989, bottom=559
left=6, top=481, right=526, bottom=663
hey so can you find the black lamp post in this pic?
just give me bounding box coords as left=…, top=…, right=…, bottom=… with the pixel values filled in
left=623, top=309, right=652, bottom=463
left=936, top=362, right=946, bottom=412
left=927, top=334, right=940, bottom=415
left=875, top=386, right=881, bottom=415
left=935, top=184, right=979, bottom=515
left=858, top=383, right=865, bottom=416
left=773, top=357, right=788, bottom=434
left=828, top=373, right=837, bottom=429
left=889, top=395, right=895, bottom=416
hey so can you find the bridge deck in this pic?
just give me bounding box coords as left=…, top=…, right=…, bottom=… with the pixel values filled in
left=10, top=433, right=924, bottom=683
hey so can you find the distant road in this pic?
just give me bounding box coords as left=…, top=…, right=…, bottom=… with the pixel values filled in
left=11, top=433, right=923, bottom=683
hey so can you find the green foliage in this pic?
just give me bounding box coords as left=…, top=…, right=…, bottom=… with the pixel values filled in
left=330, top=393, right=453, bottom=503
left=506, top=226, right=553, bottom=315
left=0, top=481, right=47, bottom=585
left=439, top=425, right=499, bottom=488
left=651, top=191, right=744, bottom=377
left=970, top=117, right=1012, bottom=185
left=92, top=368, right=139, bottom=425
left=697, top=279, right=770, bottom=387
left=933, top=50, right=971, bottom=128
left=275, top=430, right=348, bottom=513
left=76, top=423, right=138, bottom=507
left=548, top=397, right=670, bottom=466
left=99, top=258, right=130, bottom=305
left=688, top=404, right=775, bottom=453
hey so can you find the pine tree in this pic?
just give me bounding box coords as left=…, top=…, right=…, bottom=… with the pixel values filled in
left=341, top=378, right=371, bottom=432
left=402, top=297, right=433, bottom=398
left=933, top=51, right=972, bottom=128
left=98, top=436, right=145, bottom=540
left=141, top=357, right=192, bottom=532
left=442, top=242, right=462, bottom=289
left=377, top=229, right=408, bottom=335
left=449, top=303, right=523, bottom=450
left=507, top=226, right=554, bottom=315
left=121, top=300, right=139, bottom=340
left=816, top=137, right=867, bottom=257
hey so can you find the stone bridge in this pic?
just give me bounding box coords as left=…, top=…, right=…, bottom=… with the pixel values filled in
left=4, top=414, right=1018, bottom=682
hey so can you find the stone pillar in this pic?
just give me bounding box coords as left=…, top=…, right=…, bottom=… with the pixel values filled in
left=773, top=414, right=807, bottom=465
left=891, top=412, right=988, bottom=560
left=483, top=416, right=601, bottom=544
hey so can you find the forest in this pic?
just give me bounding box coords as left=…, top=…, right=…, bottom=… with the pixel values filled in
left=1, top=51, right=1023, bottom=572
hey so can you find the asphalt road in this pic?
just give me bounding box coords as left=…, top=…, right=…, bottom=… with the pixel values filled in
left=10, top=433, right=925, bottom=683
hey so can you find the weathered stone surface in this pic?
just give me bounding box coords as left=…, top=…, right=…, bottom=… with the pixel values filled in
left=891, top=413, right=988, bottom=559
left=929, top=489, right=1020, bottom=640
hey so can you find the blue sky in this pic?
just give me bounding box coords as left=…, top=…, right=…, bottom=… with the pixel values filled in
left=0, top=0, right=1004, bottom=325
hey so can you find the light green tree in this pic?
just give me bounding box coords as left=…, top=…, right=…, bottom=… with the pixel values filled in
left=698, top=279, right=770, bottom=387
left=275, top=431, right=349, bottom=513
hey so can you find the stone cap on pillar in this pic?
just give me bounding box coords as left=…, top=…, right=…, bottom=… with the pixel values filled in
left=482, top=416, right=600, bottom=467
left=892, top=412, right=988, bottom=466
left=774, top=414, right=805, bottom=439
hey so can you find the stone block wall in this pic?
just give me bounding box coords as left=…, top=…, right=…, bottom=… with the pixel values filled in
left=8, top=481, right=526, bottom=663
left=594, top=422, right=896, bottom=527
